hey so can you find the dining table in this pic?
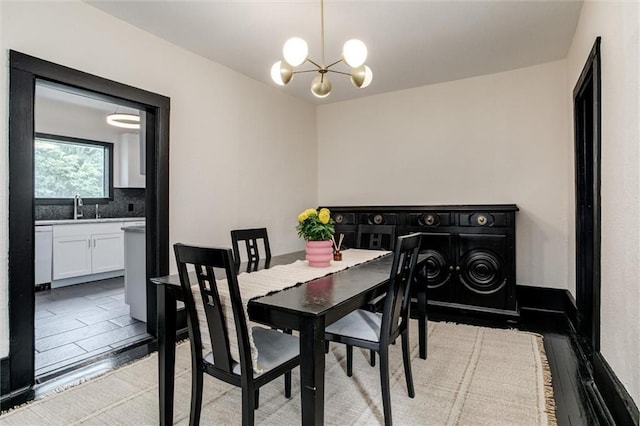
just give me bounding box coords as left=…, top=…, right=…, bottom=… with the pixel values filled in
left=152, top=249, right=428, bottom=426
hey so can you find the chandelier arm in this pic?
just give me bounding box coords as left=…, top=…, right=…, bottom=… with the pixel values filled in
left=325, top=59, right=344, bottom=70
left=307, top=58, right=323, bottom=70
left=326, top=69, right=354, bottom=76
left=293, top=69, right=323, bottom=74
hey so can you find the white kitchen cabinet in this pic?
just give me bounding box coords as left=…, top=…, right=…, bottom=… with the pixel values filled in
left=52, top=222, right=124, bottom=282
left=35, top=226, right=53, bottom=285
left=117, top=133, right=145, bottom=188
left=123, top=225, right=146, bottom=322
left=91, top=233, right=125, bottom=273
left=52, top=234, right=93, bottom=279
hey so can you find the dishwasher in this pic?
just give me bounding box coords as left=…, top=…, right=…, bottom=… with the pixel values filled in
left=35, top=225, right=53, bottom=286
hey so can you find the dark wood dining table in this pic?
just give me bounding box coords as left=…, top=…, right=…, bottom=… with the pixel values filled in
left=152, top=250, right=428, bottom=426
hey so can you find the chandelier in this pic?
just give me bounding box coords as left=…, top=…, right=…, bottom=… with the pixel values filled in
left=270, top=0, right=373, bottom=98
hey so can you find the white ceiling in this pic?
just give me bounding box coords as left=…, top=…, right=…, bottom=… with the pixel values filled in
left=86, top=0, right=583, bottom=104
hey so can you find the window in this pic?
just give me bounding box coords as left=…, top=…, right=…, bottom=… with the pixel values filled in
left=35, top=133, right=114, bottom=203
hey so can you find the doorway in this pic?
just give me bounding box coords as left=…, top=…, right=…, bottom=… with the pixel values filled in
left=5, top=51, right=170, bottom=400
left=573, top=37, right=601, bottom=353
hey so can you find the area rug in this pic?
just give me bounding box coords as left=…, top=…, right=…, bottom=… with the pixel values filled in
left=0, top=321, right=556, bottom=425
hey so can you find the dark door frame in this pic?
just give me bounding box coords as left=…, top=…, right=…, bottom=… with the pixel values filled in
left=573, top=37, right=601, bottom=353
left=4, top=51, right=170, bottom=399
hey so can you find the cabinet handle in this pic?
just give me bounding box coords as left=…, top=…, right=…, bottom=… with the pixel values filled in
left=88, top=239, right=91, bottom=248
left=455, top=266, right=461, bottom=272
left=448, top=266, right=454, bottom=271
left=93, top=239, right=96, bottom=247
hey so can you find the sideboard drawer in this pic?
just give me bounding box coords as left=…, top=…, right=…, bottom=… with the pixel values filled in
left=408, top=212, right=453, bottom=227
left=459, top=212, right=509, bottom=227
left=332, top=212, right=356, bottom=225
left=360, top=212, right=398, bottom=225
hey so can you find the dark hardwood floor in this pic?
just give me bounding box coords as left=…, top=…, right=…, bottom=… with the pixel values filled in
left=4, top=306, right=603, bottom=425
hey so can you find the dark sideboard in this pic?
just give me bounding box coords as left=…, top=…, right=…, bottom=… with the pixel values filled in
left=322, top=205, right=519, bottom=318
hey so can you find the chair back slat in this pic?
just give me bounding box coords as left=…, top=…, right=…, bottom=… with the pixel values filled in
left=357, top=224, right=396, bottom=251
left=174, top=244, right=254, bottom=376
left=380, top=233, right=422, bottom=344
left=231, top=228, right=272, bottom=267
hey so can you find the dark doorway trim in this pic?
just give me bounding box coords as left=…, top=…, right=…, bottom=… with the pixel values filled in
left=573, top=37, right=601, bottom=354
left=6, top=50, right=170, bottom=398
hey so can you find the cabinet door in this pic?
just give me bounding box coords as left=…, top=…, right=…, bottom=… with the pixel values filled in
left=418, top=232, right=454, bottom=302
left=35, top=228, right=53, bottom=285
left=53, top=235, right=92, bottom=280
left=455, top=233, right=508, bottom=310
left=91, top=232, right=125, bottom=273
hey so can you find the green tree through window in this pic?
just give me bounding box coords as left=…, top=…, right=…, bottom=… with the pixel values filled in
left=35, top=134, right=113, bottom=199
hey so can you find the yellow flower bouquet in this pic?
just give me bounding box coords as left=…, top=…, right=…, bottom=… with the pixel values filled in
left=296, top=208, right=335, bottom=241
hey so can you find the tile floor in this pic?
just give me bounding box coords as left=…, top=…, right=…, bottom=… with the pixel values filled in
left=35, top=277, right=151, bottom=377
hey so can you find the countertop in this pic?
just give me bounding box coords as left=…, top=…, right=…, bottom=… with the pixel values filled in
left=35, top=217, right=145, bottom=226
left=122, top=225, right=146, bottom=233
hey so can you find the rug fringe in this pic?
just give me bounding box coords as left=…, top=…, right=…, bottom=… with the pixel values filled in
left=536, top=335, right=558, bottom=425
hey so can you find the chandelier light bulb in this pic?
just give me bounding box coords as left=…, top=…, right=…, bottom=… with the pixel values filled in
left=342, top=39, right=368, bottom=68
left=283, top=37, right=309, bottom=67
left=350, top=65, right=373, bottom=89
left=311, top=75, right=332, bottom=98
left=271, top=61, right=294, bottom=86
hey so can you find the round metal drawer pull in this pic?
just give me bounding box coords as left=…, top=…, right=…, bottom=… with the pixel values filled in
left=455, top=266, right=461, bottom=272
left=334, top=214, right=344, bottom=224
left=477, top=215, right=487, bottom=225
left=373, top=214, right=383, bottom=224
left=425, top=215, right=435, bottom=225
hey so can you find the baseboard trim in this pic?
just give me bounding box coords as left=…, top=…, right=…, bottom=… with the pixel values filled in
left=516, top=284, right=573, bottom=313
left=592, top=351, right=639, bottom=426
left=516, top=284, right=637, bottom=425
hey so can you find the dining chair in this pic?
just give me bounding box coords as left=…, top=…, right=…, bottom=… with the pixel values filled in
left=231, top=227, right=272, bottom=271
left=356, top=224, right=396, bottom=251
left=174, top=243, right=299, bottom=426
left=324, top=233, right=422, bottom=426
left=355, top=223, right=397, bottom=366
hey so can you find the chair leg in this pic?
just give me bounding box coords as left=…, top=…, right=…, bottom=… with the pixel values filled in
left=189, top=367, right=203, bottom=426
left=370, top=349, right=376, bottom=367
left=285, top=370, right=292, bottom=398
left=347, top=345, right=353, bottom=377
left=242, top=385, right=256, bottom=426
left=401, top=329, right=415, bottom=398
left=379, top=347, right=392, bottom=426
left=417, top=289, right=427, bottom=360
left=254, top=389, right=260, bottom=409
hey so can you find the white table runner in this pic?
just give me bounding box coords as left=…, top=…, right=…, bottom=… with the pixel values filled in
left=191, top=249, right=390, bottom=373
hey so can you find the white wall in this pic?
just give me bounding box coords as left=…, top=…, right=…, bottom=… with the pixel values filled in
left=566, top=0, right=640, bottom=406
left=318, top=60, right=571, bottom=290
left=0, top=1, right=317, bottom=358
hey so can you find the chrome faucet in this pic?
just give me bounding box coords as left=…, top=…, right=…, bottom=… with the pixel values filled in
left=73, top=194, right=83, bottom=220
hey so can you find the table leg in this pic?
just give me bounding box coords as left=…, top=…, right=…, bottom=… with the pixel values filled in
left=158, top=286, right=177, bottom=426
left=417, top=287, right=427, bottom=360
left=299, top=316, right=326, bottom=425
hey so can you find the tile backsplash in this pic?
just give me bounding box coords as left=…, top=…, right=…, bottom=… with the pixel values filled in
left=35, top=188, right=145, bottom=221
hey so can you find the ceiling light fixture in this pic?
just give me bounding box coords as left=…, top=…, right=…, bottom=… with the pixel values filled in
left=106, top=113, right=140, bottom=129
left=271, top=0, right=373, bottom=99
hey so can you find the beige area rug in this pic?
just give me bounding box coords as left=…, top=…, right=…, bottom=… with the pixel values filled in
left=0, top=321, right=556, bottom=425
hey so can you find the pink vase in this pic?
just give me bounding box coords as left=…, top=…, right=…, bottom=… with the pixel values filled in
left=305, top=240, right=333, bottom=267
